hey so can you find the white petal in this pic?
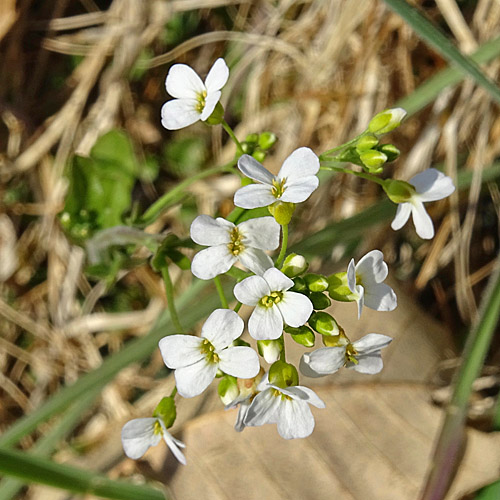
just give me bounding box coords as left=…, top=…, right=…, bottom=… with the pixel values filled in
left=347, top=258, right=356, bottom=293
left=411, top=201, right=435, bottom=239
left=158, top=335, right=203, bottom=369
left=121, top=418, right=160, bottom=459
left=363, top=283, right=397, bottom=311
left=355, top=250, right=388, bottom=285
left=244, top=388, right=280, bottom=426
left=300, top=347, right=345, bottom=376
left=204, top=58, right=229, bottom=93
left=201, top=309, right=244, bottom=349
left=234, top=401, right=250, bottom=432
left=356, top=285, right=365, bottom=319
left=166, top=64, right=205, bottom=98
left=234, top=275, right=270, bottom=306
left=410, top=168, right=455, bottom=201
left=200, top=90, right=221, bottom=121
left=238, top=248, right=274, bottom=276
left=391, top=202, right=412, bottom=231
left=263, top=267, right=294, bottom=292
left=279, top=385, right=325, bottom=408
left=174, top=359, right=218, bottom=398
left=277, top=291, right=313, bottom=327
left=237, top=155, right=274, bottom=184
left=190, top=215, right=232, bottom=245
left=219, top=346, right=260, bottom=378
left=353, top=333, right=392, bottom=354
left=351, top=354, right=384, bottom=374
left=191, top=246, right=236, bottom=280
left=162, top=432, right=187, bottom=465
left=277, top=398, right=315, bottom=439
left=238, top=217, right=280, bottom=250
left=161, top=99, right=200, bottom=130
left=277, top=147, right=320, bottom=180
left=248, top=305, right=283, bottom=340
left=234, top=184, right=276, bottom=209
left=280, top=177, right=319, bottom=203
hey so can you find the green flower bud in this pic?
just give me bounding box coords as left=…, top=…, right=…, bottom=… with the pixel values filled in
left=245, top=133, right=259, bottom=145
left=304, top=273, right=329, bottom=292
left=268, top=201, right=295, bottom=225
left=322, top=329, right=350, bottom=347
left=233, top=338, right=251, bottom=347
left=368, top=108, right=407, bottom=135
left=290, top=276, right=308, bottom=293
left=382, top=179, right=416, bottom=204
left=153, top=397, right=177, bottom=428
left=257, top=338, right=283, bottom=364
left=355, top=133, right=379, bottom=152
left=309, top=291, right=331, bottom=310
left=258, top=132, right=277, bottom=150
left=328, top=272, right=356, bottom=302
left=281, top=253, right=308, bottom=278
left=338, top=147, right=363, bottom=166
left=376, top=143, right=400, bottom=162
left=252, top=150, right=266, bottom=163
left=241, top=142, right=253, bottom=154
left=218, top=375, right=239, bottom=406
left=359, top=150, right=387, bottom=173
left=205, top=101, right=225, bottom=125
left=309, top=311, right=339, bottom=336
left=269, top=360, right=299, bottom=388
left=285, top=325, right=315, bottom=347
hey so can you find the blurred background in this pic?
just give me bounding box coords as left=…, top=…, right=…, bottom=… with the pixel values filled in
left=0, top=0, right=499, bottom=499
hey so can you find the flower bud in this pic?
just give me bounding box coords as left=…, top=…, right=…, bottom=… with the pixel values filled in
left=258, top=132, right=277, bottom=150
left=268, top=201, right=295, bottom=225
left=153, top=397, right=177, bottom=428
left=257, top=338, right=283, bottom=364
left=368, top=108, right=407, bottom=135
left=290, top=276, right=308, bottom=293
left=245, top=133, right=259, bottom=145
left=205, top=102, right=225, bottom=125
left=382, top=179, right=416, bottom=204
left=218, top=375, right=239, bottom=406
left=252, top=150, right=266, bottom=163
left=309, top=311, right=339, bottom=336
left=285, top=325, right=315, bottom=347
left=328, top=272, right=356, bottom=302
left=355, top=133, right=379, bottom=152
left=269, top=360, right=299, bottom=388
left=322, top=328, right=349, bottom=347
left=309, top=291, right=331, bottom=310
left=304, top=273, right=329, bottom=292
left=376, top=143, right=400, bottom=162
left=359, top=150, right=387, bottom=173
left=281, top=253, right=308, bottom=278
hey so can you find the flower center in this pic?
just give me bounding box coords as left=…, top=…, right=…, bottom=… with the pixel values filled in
left=271, top=388, right=292, bottom=401
left=271, top=178, right=287, bottom=198
left=153, top=420, right=163, bottom=436
left=259, top=291, right=284, bottom=308
left=195, top=90, right=208, bottom=113
left=200, top=338, right=220, bottom=364
left=227, top=227, right=245, bottom=256
left=344, top=343, right=359, bottom=365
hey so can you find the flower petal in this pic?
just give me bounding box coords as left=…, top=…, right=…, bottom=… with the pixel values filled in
left=300, top=347, right=345, bottom=377
left=277, top=398, right=315, bottom=439
left=248, top=304, right=283, bottom=340
left=201, top=309, right=244, bottom=349
left=279, top=385, right=325, bottom=408
left=237, top=155, right=275, bottom=184
left=356, top=284, right=365, bottom=319
left=191, top=245, right=235, bottom=280
left=161, top=99, right=200, bottom=130
left=234, top=275, right=270, bottom=306
left=352, top=333, right=392, bottom=354
left=350, top=354, right=384, bottom=374
left=356, top=250, right=388, bottom=285
left=158, top=335, right=203, bottom=369
left=277, top=147, right=320, bottom=180
left=277, top=291, right=313, bottom=327
left=174, top=358, right=218, bottom=398
left=234, top=401, right=251, bottom=432
left=200, top=90, right=221, bottom=121
left=244, top=388, right=280, bottom=426
left=410, top=168, right=455, bottom=201
left=234, top=184, right=276, bottom=209
left=363, top=283, right=397, bottom=311
left=279, top=176, right=319, bottom=203
left=204, top=58, right=229, bottom=93
left=238, top=247, right=274, bottom=276
left=166, top=64, right=205, bottom=99
left=121, top=418, right=160, bottom=459
left=162, top=432, right=187, bottom=465
left=219, top=346, right=260, bottom=379
left=347, top=258, right=356, bottom=293
left=190, top=215, right=232, bottom=245
left=391, top=202, right=411, bottom=231
left=263, top=267, right=294, bottom=292
left=238, top=217, right=280, bottom=250
left=411, top=201, right=435, bottom=239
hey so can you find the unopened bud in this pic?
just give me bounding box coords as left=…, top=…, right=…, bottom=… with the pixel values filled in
left=281, top=253, right=308, bottom=278
left=257, top=339, right=283, bottom=364
left=309, top=311, right=339, bottom=336
left=218, top=375, right=239, bottom=406
left=377, top=143, right=400, bottom=162
left=252, top=150, right=266, bottom=162
left=153, top=397, right=177, bottom=428
left=268, top=201, right=295, bottom=225
left=258, top=132, right=277, bottom=150
left=304, top=273, right=329, bottom=292
left=368, top=108, right=407, bottom=135
left=269, top=360, right=299, bottom=388
left=383, top=179, right=416, bottom=204
left=328, top=272, right=356, bottom=302
left=356, top=134, right=379, bottom=152
left=359, top=150, right=387, bottom=173
left=285, top=325, right=315, bottom=347
left=309, top=292, right=331, bottom=310
left=290, top=276, right=308, bottom=293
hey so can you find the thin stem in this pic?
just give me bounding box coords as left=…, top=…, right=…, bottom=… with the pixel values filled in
left=275, top=224, right=288, bottom=268
left=319, top=132, right=366, bottom=159
left=279, top=335, right=286, bottom=362
left=320, top=164, right=385, bottom=186
left=213, top=276, right=229, bottom=308
left=160, top=266, right=184, bottom=333
left=169, top=386, right=177, bottom=398
left=233, top=302, right=242, bottom=313
left=221, top=119, right=244, bottom=154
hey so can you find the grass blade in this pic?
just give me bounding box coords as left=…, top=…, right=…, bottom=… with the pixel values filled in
left=383, top=0, right=500, bottom=104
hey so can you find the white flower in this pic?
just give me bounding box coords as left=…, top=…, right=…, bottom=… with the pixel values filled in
left=391, top=168, right=455, bottom=239
left=300, top=333, right=392, bottom=377
left=121, top=417, right=186, bottom=465
left=161, top=58, right=229, bottom=130
left=234, top=147, right=320, bottom=209
left=243, top=383, right=325, bottom=439
left=347, top=250, right=397, bottom=318
left=159, top=309, right=259, bottom=398
left=233, top=268, right=313, bottom=340
left=190, top=215, right=280, bottom=280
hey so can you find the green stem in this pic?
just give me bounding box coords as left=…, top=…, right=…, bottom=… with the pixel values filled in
left=221, top=119, right=244, bottom=154
left=320, top=164, right=385, bottom=186
left=233, top=302, right=242, bottom=313
left=319, top=132, right=366, bottom=160
left=275, top=225, right=289, bottom=268
left=169, top=386, right=177, bottom=398
left=279, top=335, right=286, bottom=362
left=160, top=265, right=184, bottom=333
left=214, top=276, right=229, bottom=308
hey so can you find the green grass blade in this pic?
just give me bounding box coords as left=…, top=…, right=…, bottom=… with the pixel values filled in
left=0, top=447, right=165, bottom=500
left=383, top=0, right=500, bottom=104
left=475, top=480, right=500, bottom=500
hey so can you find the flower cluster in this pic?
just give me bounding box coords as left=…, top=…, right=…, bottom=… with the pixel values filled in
left=121, top=59, right=456, bottom=465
